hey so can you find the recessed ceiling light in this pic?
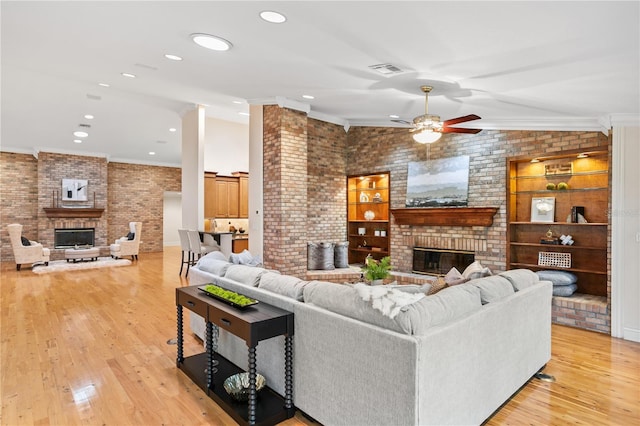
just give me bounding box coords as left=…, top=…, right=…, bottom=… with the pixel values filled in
left=260, top=10, right=287, bottom=23
left=149, top=152, right=156, bottom=156
left=389, top=114, right=400, bottom=119
left=73, top=139, right=82, bottom=144
left=121, top=72, right=136, bottom=78
left=191, top=33, right=232, bottom=51
left=84, top=114, right=94, bottom=120
left=302, top=94, right=315, bottom=100
left=164, top=54, right=183, bottom=61
left=169, top=127, right=177, bottom=132
left=577, top=153, right=589, bottom=158
left=73, top=131, right=88, bottom=138
left=98, top=82, right=110, bottom=87
left=238, top=112, right=250, bottom=116
left=233, top=100, right=243, bottom=104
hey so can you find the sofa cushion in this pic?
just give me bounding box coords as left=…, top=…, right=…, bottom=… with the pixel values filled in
left=395, top=283, right=483, bottom=335
left=536, top=270, right=577, bottom=286
left=303, top=280, right=406, bottom=333
left=258, top=272, right=308, bottom=301
left=467, top=275, right=515, bottom=304
left=499, top=269, right=539, bottom=291
left=195, top=257, right=232, bottom=277
left=224, top=264, right=268, bottom=287
left=201, top=251, right=228, bottom=262
left=385, top=283, right=432, bottom=294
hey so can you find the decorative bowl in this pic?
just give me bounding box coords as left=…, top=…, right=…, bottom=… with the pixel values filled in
left=223, top=372, right=266, bottom=401
left=364, top=210, right=375, bottom=220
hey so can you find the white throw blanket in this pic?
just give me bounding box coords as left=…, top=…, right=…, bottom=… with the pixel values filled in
left=354, top=283, right=424, bottom=319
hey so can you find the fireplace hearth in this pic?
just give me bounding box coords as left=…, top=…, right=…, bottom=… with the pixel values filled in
left=412, top=247, right=474, bottom=275
left=54, top=228, right=95, bottom=248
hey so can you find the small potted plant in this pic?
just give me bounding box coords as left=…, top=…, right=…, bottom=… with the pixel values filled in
left=362, top=255, right=392, bottom=285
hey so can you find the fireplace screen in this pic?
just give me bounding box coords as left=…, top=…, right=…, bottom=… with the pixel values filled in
left=412, top=247, right=474, bottom=275
left=54, top=228, right=95, bottom=248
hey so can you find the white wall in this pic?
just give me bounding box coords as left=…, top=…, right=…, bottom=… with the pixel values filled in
left=611, top=125, right=640, bottom=342
left=204, top=117, right=249, bottom=174
left=163, top=191, right=182, bottom=246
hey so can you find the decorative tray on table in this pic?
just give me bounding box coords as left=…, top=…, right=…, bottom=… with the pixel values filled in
left=198, top=284, right=259, bottom=309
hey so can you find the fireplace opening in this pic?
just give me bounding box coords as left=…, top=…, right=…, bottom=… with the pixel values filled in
left=413, top=247, right=475, bottom=275
left=54, top=228, right=95, bottom=248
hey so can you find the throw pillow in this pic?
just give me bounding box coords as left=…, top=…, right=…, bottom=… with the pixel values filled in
left=462, top=261, right=492, bottom=280
left=427, top=277, right=448, bottom=295
left=127, top=232, right=135, bottom=240
left=444, top=267, right=463, bottom=284
left=553, top=283, right=578, bottom=296
left=536, top=270, right=577, bottom=286
left=21, top=236, right=31, bottom=246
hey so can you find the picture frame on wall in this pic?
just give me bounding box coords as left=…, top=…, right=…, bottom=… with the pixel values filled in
left=531, top=197, right=555, bottom=223
left=62, top=179, right=88, bottom=201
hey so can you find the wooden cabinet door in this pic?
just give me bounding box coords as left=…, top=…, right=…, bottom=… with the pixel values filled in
left=204, top=173, right=216, bottom=217
left=227, top=180, right=239, bottom=217
left=215, top=180, right=230, bottom=217
left=239, top=176, right=249, bottom=218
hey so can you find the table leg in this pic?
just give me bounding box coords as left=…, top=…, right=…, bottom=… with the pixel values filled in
left=285, top=335, right=293, bottom=409
left=248, top=345, right=257, bottom=425
left=176, top=305, right=183, bottom=365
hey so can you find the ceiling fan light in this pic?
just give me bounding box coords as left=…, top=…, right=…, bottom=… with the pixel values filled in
left=413, top=129, right=442, bottom=144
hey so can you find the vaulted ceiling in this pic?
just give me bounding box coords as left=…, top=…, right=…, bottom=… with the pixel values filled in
left=2, top=1, right=638, bottom=166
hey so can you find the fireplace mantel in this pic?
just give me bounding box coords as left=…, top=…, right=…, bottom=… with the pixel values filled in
left=43, top=208, right=104, bottom=218
left=391, top=207, right=498, bottom=227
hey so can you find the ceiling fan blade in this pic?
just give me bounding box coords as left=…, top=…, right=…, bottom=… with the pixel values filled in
left=391, top=119, right=412, bottom=125
left=442, top=114, right=481, bottom=126
left=440, top=127, right=482, bottom=134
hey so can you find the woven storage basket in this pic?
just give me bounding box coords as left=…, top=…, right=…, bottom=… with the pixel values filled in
left=538, top=252, right=571, bottom=269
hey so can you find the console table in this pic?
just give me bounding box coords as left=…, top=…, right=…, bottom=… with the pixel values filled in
left=176, top=286, right=294, bottom=426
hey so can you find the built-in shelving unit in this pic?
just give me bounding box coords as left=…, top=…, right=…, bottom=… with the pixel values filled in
left=506, top=149, right=609, bottom=297
left=347, top=172, right=390, bottom=265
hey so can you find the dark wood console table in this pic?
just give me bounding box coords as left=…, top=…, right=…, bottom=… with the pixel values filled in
left=176, top=285, right=294, bottom=426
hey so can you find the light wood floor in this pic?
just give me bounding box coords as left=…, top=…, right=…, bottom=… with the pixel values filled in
left=1, top=247, right=638, bottom=425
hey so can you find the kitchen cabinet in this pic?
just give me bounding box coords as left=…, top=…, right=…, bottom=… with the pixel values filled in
left=347, top=172, right=390, bottom=265
left=204, top=172, right=248, bottom=219
left=232, top=238, right=249, bottom=253
left=506, top=149, right=609, bottom=296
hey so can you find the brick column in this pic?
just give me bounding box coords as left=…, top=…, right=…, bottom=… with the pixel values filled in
left=262, top=105, right=308, bottom=277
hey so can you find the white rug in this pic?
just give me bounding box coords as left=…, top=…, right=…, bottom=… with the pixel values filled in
left=32, top=257, right=132, bottom=274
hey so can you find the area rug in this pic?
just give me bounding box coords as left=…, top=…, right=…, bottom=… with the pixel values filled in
left=32, top=257, right=132, bottom=274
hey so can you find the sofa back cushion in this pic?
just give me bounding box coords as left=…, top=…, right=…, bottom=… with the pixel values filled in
left=258, top=272, right=308, bottom=301
left=195, top=257, right=232, bottom=277
left=224, top=264, right=268, bottom=287
left=499, top=269, right=539, bottom=291
left=394, top=283, right=483, bottom=335
left=468, top=275, right=515, bottom=304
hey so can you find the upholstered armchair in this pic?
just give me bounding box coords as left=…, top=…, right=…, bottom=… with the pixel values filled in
left=7, top=223, right=50, bottom=271
left=110, top=222, right=142, bottom=260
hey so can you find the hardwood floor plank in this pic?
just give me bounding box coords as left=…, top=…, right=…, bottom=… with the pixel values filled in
left=2, top=247, right=638, bottom=425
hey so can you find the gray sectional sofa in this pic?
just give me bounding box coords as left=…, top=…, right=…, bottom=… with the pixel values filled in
left=187, top=254, right=552, bottom=426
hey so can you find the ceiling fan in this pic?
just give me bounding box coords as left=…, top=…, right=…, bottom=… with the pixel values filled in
left=392, top=85, right=482, bottom=143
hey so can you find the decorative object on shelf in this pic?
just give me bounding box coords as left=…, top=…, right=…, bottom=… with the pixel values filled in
left=538, top=252, right=571, bottom=269
left=374, top=229, right=381, bottom=236
left=546, top=183, right=557, bottom=190
left=223, top=372, right=266, bottom=402
left=571, top=206, right=585, bottom=223
left=406, top=156, right=470, bottom=207
left=540, top=229, right=560, bottom=245
left=358, top=227, right=366, bottom=236
left=531, top=197, right=555, bottom=223
left=362, top=255, right=391, bottom=285
left=198, top=284, right=259, bottom=309
left=560, top=234, right=574, bottom=245
left=373, top=192, right=382, bottom=203
left=380, top=230, right=387, bottom=237
left=557, top=182, right=569, bottom=190
left=364, top=210, right=375, bottom=221
left=369, top=181, right=376, bottom=189
left=359, top=192, right=370, bottom=202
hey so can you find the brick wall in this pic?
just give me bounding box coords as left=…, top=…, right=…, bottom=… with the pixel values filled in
left=0, top=152, right=180, bottom=261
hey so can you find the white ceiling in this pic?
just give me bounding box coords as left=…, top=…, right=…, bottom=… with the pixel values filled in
left=2, top=1, right=638, bottom=167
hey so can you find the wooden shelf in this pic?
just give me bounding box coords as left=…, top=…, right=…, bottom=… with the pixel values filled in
left=509, top=262, right=607, bottom=275
left=43, top=207, right=104, bottom=218
left=509, top=222, right=607, bottom=226
left=509, top=242, right=605, bottom=250
left=391, top=207, right=498, bottom=227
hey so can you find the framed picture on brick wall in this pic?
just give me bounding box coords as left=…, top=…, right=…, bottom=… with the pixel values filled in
left=62, top=179, right=88, bottom=201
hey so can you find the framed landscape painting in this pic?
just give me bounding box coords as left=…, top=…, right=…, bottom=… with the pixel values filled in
left=406, top=155, right=470, bottom=207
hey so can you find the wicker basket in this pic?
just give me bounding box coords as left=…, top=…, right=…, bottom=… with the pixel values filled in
left=538, top=252, right=571, bottom=269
